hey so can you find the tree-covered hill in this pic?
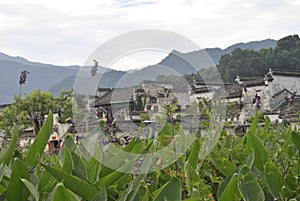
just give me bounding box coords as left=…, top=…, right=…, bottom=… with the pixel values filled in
left=218, top=34, right=300, bottom=82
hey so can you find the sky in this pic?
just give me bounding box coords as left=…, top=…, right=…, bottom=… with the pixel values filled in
left=0, top=0, right=299, bottom=70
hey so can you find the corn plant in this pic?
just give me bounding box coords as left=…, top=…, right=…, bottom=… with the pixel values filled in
left=0, top=112, right=299, bottom=200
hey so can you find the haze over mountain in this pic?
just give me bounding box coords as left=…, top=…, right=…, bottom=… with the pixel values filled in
left=0, top=39, right=276, bottom=104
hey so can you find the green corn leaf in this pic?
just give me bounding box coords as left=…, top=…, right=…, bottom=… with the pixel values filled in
left=153, top=177, right=181, bottom=201
left=121, top=185, right=148, bottom=201
left=0, top=126, right=18, bottom=166
left=20, top=178, right=39, bottom=201
left=281, top=186, right=294, bottom=199
left=283, top=169, right=298, bottom=192
left=246, top=132, right=267, bottom=171
left=115, top=174, right=131, bottom=191
left=187, top=139, right=201, bottom=169
left=87, top=145, right=102, bottom=184
left=7, top=158, right=30, bottom=201
left=78, top=126, right=101, bottom=161
left=157, top=122, right=172, bottom=138
left=61, top=134, right=79, bottom=154
left=25, top=112, right=53, bottom=167
left=72, top=153, right=87, bottom=179
left=283, top=134, right=294, bottom=159
left=99, top=140, right=138, bottom=178
left=217, top=173, right=232, bottom=198
left=0, top=163, right=10, bottom=181
left=87, top=157, right=100, bottom=185
left=52, top=183, right=80, bottom=201
left=129, top=186, right=150, bottom=201
left=210, top=151, right=236, bottom=177
left=184, top=162, right=211, bottom=199
left=139, top=187, right=151, bottom=201
left=218, top=173, right=240, bottom=201
left=245, top=148, right=255, bottom=168
left=91, top=184, right=107, bottom=201
left=197, top=178, right=212, bottom=199
left=118, top=178, right=139, bottom=201
left=62, top=147, right=73, bottom=174
left=157, top=123, right=173, bottom=146
left=36, top=167, right=55, bottom=197
left=184, top=162, right=197, bottom=196
left=0, top=184, right=6, bottom=194
left=190, top=188, right=200, bottom=199
left=100, top=165, right=130, bottom=187
left=238, top=165, right=265, bottom=201
left=118, top=176, right=147, bottom=201
left=100, top=165, right=131, bottom=187
left=41, top=164, right=99, bottom=201
left=100, top=141, right=145, bottom=178
left=263, top=161, right=283, bottom=198
left=249, top=112, right=259, bottom=134
left=100, top=141, right=143, bottom=176
left=100, top=141, right=153, bottom=187
left=291, top=131, right=300, bottom=152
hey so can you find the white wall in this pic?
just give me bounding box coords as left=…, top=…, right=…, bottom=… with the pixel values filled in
left=270, top=75, right=300, bottom=96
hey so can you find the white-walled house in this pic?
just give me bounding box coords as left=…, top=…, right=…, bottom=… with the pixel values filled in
left=190, top=68, right=300, bottom=124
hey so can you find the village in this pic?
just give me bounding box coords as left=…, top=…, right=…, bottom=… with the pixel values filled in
left=1, top=68, right=299, bottom=153
left=93, top=68, right=300, bottom=135
left=1, top=0, right=299, bottom=198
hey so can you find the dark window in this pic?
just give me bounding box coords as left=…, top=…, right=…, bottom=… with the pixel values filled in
left=150, top=97, right=157, bottom=103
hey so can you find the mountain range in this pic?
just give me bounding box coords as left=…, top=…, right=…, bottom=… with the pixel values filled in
left=0, top=39, right=276, bottom=104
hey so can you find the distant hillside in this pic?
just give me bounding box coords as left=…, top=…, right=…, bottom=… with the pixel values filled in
left=0, top=53, right=116, bottom=104
left=139, top=39, right=277, bottom=77
left=48, top=76, right=76, bottom=96
left=224, top=39, right=277, bottom=53
left=0, top=59, right=77, bottom=104
left=205, top=39, right=277, bottom=64
left=217, top=35, right=300, bottom=82
left=48, top=70, right=127, bottom=96
left=0, top=38, right=277, bottom=104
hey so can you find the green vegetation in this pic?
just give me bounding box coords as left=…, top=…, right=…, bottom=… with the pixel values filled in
left=0, top=89, right=73, bottom=135
left=0, top=112, right=299, bottom=200
left=0, top=34, right=300, bottom=200
left=218, top=34, right=300, bottom=82
left=140, top=112, right=150, bottom=121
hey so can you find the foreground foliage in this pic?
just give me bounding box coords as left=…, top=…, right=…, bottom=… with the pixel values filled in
left=0, top=113, right=299, bottom=200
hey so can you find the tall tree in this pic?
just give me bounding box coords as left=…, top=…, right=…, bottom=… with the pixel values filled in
left=272, top=35, right=300, bottom=70
left=0, top=89, right=73, bottom=135
left=55, top=89, right=73, bottom=123
left=217, top=34, right=300, bottom=82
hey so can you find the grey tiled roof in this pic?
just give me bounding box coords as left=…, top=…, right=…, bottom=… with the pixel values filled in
left=276, top=96, right=300, bottom=114
left=95, top=87, right=135, bottom=106
left=225, top=84, right=242, bottom=99
left=244, top=80, right=265, bottom=87
left=273, top=70, right=300, bottom=77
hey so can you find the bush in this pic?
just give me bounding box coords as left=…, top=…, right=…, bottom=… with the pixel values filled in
left=0, top=112, right=299, bottom=200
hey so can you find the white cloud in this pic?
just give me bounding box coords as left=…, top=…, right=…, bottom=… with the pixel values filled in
left=0, top=0, right=299, bottom=70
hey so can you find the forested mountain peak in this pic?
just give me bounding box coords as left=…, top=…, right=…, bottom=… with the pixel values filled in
left=217, top=34, right=300, bottom=82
